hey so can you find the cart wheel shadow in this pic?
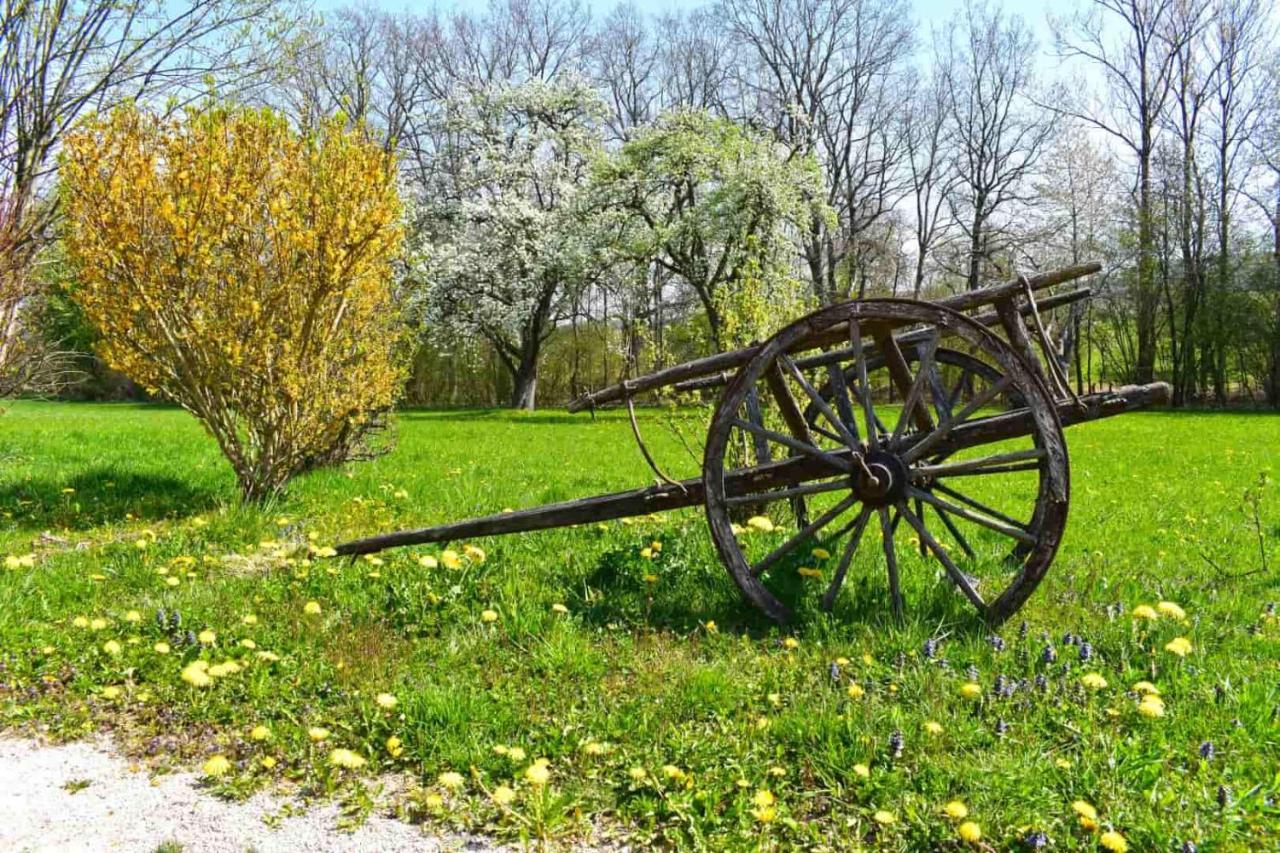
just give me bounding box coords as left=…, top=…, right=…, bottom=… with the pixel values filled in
left=575, top=543, right=990, bottom=637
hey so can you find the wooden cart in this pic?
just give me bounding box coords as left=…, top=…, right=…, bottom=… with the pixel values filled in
left=337, top=263, right=1169, bottom=625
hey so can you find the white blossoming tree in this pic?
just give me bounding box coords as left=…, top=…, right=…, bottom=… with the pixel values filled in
left=407, top=79, right=611, bottom=410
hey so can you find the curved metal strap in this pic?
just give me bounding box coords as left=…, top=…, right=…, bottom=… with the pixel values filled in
left=623, top=381, right=688, bottom=493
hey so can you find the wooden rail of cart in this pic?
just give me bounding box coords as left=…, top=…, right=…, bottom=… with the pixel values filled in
left=338, top=263, right=1169, bottom=625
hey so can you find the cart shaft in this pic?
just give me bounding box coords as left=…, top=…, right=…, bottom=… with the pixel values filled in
left=335, top=380, right=1167, bottom=557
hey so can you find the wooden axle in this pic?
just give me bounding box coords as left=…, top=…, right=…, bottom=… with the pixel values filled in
left=566, top=263, right=1101, bottom=413
left=333, top=380, right=1168, bottom=557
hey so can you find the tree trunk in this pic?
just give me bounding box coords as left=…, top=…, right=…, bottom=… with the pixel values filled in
left=511, top=358, right=538, bottom=411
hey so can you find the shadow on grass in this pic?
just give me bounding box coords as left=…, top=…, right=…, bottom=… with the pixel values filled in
left=0, top=467, right=225, bottom=530
left=573, top=541, right=988, bottom=639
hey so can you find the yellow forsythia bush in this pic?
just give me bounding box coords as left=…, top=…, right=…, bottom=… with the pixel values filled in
left=61, top=106, right=405, bottom=501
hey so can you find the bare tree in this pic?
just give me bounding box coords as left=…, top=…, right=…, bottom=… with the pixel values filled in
left=1051, top=0, right=1199, bottom=384
left=903, top=66, right=957, bottom=297
left=655, top=8, right=738, bottom=113
left=593, top=3, right=659, bottom=139
left=942, top=1, right=1052, bottom=293
left=722, top=0, right=914, bottom=302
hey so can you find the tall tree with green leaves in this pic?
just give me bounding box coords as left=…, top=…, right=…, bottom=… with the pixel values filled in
left=595, top=109, right=829, bottom=350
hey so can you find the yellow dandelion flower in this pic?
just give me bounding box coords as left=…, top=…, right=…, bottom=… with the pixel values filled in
left=924, top=721, right=943, bottom=735
left=181, top=661, right=212, bottom=688
left=847, top=683, right=865, bottom=699
left=753, top=805, right=777, bottom=823
left=943, top=800, right=968, bottom=819
left=437, top=770, right=464, bottom=789
left=508, top=747, right=527, bottom=762
left=303, top=601, right=322, bottom=616
left=72, top=616, right=90, bottom=629
left=753, top=789, right=776, bottom=809
left=873, top=810, right=896, bottom=825
left=441, top=549, right=463, bottom=569
left=552, top=603, right=569, bottom=614
left=260, top=756, right=278, bottom=769
left=308, top=727, right=331, bottom=742
left=207, top=661, right=241, bottom=678
left=1071, top=800, right=1098, bottom=821
left=239, top=639, right=256, bottom=649
left=102, top=640, right=122, bottom=656
left=1080, top=672, right=1108, bottom=690
left=797, top=567, right=822, bottom=579
left=958, top=821, right=982, bottom=843
left=746, top=516, right=774, bottom=532
left=1156, top=601, right=1186, bottom=620
left=1131, top=604, right=1158, bottom=621
left=1164, top=636, right=1192, bottom=657
left=154, top=642, right=171, bottom=655
left=423, top=792, right=445, bottom=809
left=704, top=620, right=718, bottom=633
left=1100, top=830, right=1128, bottom=852
left=525, top=762, right=550, bottom=786
left=783, top=637, right=799, bottom=650
left=811, top=547, right=830, bottom=560
left=197, top=629, right=216, bottom=645
left=90, top=618, right=107, bottom=631
left=101, top=685, right=122, bottom=700
left=640, top=547, right=654, bottom=559
left=418, top=555, right=439, bottom=569
left=375, top=692, right=397, bottom=710
left=1138, top=697, right=1165, bottom=718
left=250, top=725, right=271, bottom=741
left=124, top=610, right=142, bottom=623
left=385, top=735, right=403, bottom=758
left=480, top=609, right=499, bottom=623
left=1055, top=757, right=1072, bottom=769
left=329, top=748, right=367, bottom=769
left=960, top=682, right=983, bottom=699
left=492, top=785, right=516, bottom=805
left=203, top=755, right=232, bottom=777
left=241, top=614, right=258, bottom=626
left=628, top=767, right=647, bottom=781
left=853, top=763, right=870, bottom=779
left=1131, top=681, right=1160, bottom=695
left=463, top=544, right=486, bottom=563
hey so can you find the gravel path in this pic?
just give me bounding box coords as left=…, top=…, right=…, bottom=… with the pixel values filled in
left=0, top=736, right=486, bottom=853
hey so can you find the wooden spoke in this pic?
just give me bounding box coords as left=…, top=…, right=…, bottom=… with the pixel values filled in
left=914, top=496, right=927, bottom=556
left=779, top=353, right=860, bottom=451
left=922, top=343, right=953, bottom=423
left=873, top=326, right=934, bottom=433
left=946, top=368, right=970, bottom=413
left=744, top=387, right=772, bottom=465
left=931, top=502, right=976, bottom=559
left=891, top=330, right=939, bottom=444
left=898, top=502, right=986, bottom=611
left=811, top=423, right=844, bottom=444
left=879, top=507, right=903, bottom=617
left=725, top=477, right=850, bottom=507
left=902, top=375, right=1017, bottom=464
left=922, top=461, right=1042, bottom=478
left=821, top=505, right=872, bottom=611
left=764, top=362, right=816, bottom=446
left=850, top=320, right=880, bottom=451
left=908, top=486, right=1037, bottom=545
left=931, top=481, right=1029, bottom=532
left=731, top=418, right=856, bottom=475
left=752, top=493, right=859, bottom=577
left=911, top=448, right=1046, bottom=479
left=826, top=360, right=861, bottom=443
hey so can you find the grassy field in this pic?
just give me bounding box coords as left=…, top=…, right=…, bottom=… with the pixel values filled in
left=1, top=400, right=1279, bottom=849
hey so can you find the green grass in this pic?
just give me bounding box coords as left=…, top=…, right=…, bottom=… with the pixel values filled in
left=1, top=400, right=1279, bottom=849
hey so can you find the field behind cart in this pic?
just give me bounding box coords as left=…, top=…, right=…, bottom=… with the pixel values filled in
left=1, top=400, right=1279, bottom=849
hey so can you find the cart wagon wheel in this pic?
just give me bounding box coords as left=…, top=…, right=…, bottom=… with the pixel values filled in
left=703, top=299, right=1069, bottom=626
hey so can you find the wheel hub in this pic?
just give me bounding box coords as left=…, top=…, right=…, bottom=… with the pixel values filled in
left=853, top=449, right=908, bottom=507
